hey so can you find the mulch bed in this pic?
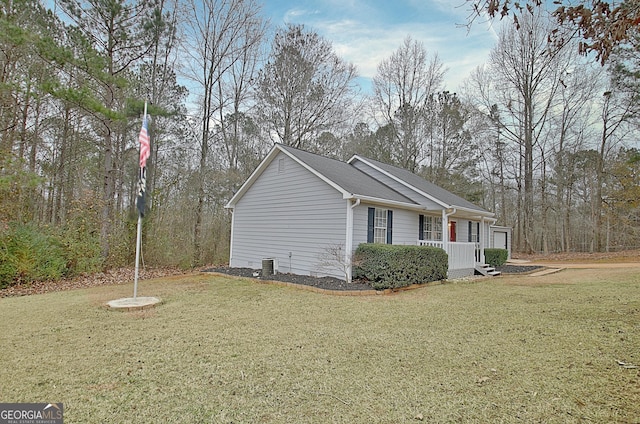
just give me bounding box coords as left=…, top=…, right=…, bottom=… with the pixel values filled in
left=205, top=265, right=543, bottom=292
left=497, top=264, right=543, bottom=274
left=204, top=267, right=375, bottom=291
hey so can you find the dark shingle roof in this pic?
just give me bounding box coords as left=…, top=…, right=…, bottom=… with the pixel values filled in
left=357, top=156, right=488, bottom=213
left=278, top=144, right=416, bottom=205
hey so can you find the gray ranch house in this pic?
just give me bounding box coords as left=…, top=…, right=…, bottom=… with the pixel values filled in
left=225, top=143, right=509, bottom=281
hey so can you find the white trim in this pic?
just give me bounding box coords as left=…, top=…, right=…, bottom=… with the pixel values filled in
left=277, top=145, right=351, bottom=198
left=346, top=194, right=425, bottom=211
left=225, top=145, right=281, bottom=208
left=453, top=206, right=496, bottom=218
left=348, top=155, right=495, bottom=218
left=349, top=155, right=449, bottom=208
left=373, top=207, right=388, bottom=244
left=345, top=199, right=358, bottom=283
left=480, top=216, right=485, bottom=264
left=226, top=144, right=352, bottom=208
left=228, top=209, right=235, bottom=264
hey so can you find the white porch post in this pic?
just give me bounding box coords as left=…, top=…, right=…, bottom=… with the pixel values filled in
left=442, top=209, right=448, bottom=253
left=480, top=217, right=485, bottom=264
left=345, top=199, right=355, bottom=283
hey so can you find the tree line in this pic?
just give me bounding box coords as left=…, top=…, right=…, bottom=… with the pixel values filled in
left=0, top=0, right=638, bottom=278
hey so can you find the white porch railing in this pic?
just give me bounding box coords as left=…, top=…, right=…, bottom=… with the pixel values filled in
left=418, top=240, right=480, bottom=270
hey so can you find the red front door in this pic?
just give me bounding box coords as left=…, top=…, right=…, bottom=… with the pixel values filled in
left=449, top=221, right=456, bottom=242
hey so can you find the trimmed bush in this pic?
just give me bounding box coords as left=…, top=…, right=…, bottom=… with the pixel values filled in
left=484, top=248, right=509, bottom=267
left=353, top=244, right=448, bottom=290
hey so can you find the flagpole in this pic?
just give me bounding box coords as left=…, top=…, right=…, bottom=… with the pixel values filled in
left=133, top=101, right=147, bottom=299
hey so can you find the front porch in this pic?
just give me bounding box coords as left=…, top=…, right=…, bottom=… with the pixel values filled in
left=418, top=240, right=483, bottom=278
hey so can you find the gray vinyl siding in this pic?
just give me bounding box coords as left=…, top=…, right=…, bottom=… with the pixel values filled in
left=352, top=204, right=369, bottom=248
left=230, top=152, right=347, bottom=278
left=352, top=204, right=420, bottom=249
left=391, top=209, right=419, bottom=245
left=351, top=159, right=442, bottom=209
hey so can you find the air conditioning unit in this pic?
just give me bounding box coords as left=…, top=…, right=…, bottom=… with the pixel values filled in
left=262, top=258, right=275, bottom=277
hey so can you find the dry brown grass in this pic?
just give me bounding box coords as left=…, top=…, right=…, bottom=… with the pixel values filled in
left=517, top=249, right=640, bottom=264
left=1, top=269, right=639, bottom=423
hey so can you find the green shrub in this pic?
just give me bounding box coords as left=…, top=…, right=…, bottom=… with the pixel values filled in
left=353, top=244, right=448, bottom=290
left=0, top=220, right=107, bottom=288
left=60, top=199, right=104, bottom=274
left=58, top=228, right=103, bottom=276
left=0, top=223, right=68, bottom=288
left=484, top=248, right=509, bottom=267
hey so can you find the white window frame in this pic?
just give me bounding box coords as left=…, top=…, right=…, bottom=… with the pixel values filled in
left=423, top=215, right=443, bottom=241
left=470, top=222, right=479, bottom=243
left=374, top=208, right=388, bottom=244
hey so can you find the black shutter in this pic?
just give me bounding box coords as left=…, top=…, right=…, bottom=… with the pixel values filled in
left=367, top=207, right=375, bottom=243
left=386, top=210, right=393, bottom=244
left=419, top=215, right=424, bottom=240
left=468, top=221, right=472, bottom=242
left=477, top=222, right=480, bottom=242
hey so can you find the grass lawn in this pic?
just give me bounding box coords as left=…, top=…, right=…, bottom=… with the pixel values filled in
left=1, top=269, right=639, bottom=423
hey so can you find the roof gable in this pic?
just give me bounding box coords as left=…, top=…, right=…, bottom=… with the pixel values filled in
left=349, top=156, right=491, bottom=215
left=226, top=144, right=417, bottom=208
left=227, top=144, right=491, bottom=216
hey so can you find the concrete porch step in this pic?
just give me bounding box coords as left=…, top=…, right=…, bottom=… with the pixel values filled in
left=475, top=264, right=501, bottom=277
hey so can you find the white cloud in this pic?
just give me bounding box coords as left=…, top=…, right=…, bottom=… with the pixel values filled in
left=275, top=1, right=500, bottom=92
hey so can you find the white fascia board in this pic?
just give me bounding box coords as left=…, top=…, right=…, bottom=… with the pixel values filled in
left=346, top=194, right=425, bottom=212
left=349, top=156, right=450, bottom=209
left=225, top=144, right=351, bottom=209
left=452, top=206, right=496, bottom=218
left=225, top=144, right=281, bottom=208
left=349, top=156, right=495, bottom=218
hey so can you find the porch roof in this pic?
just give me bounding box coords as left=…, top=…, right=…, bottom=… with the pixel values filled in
left=350, top=156, right=492, bottom=216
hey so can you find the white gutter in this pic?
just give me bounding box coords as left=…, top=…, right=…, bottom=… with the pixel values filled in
left=345, top=194, right=426, bottom=212
left=349, top=156, right=449, bottom=209
left=453, top=206, right=495, bottom=218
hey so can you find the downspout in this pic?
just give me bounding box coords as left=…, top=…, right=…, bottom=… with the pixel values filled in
left=345, top=198, right=360, bottom=283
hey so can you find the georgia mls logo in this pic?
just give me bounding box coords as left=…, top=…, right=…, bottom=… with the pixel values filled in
left=0, top=403, right=63, bottom=424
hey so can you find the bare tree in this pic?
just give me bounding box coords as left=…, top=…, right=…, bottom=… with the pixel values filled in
left=466, top=0, right=640, bottom=64
left=182, top=0, right=265, bottom=263
left=371, top=36, right=444, bottom=172
left=484, top=10, right=570, bottom=252
left=595, top=86, right=636, bottom=251
left=214, top=13, right=268, bottom=175
left=549, top=62, right=598, bottom=252
left=255, top=24, right=359, bottom=153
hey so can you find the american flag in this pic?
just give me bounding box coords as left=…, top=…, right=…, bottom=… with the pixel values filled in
left=136, top=117, right=150, bottom=216
left=139, top=117, right=150, bottom=168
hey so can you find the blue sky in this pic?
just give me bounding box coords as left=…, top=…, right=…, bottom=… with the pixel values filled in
left=262, top=0, right=501, bottom=93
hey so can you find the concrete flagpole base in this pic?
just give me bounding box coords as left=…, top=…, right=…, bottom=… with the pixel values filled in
left=106, top=296, right=162, bottom=311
